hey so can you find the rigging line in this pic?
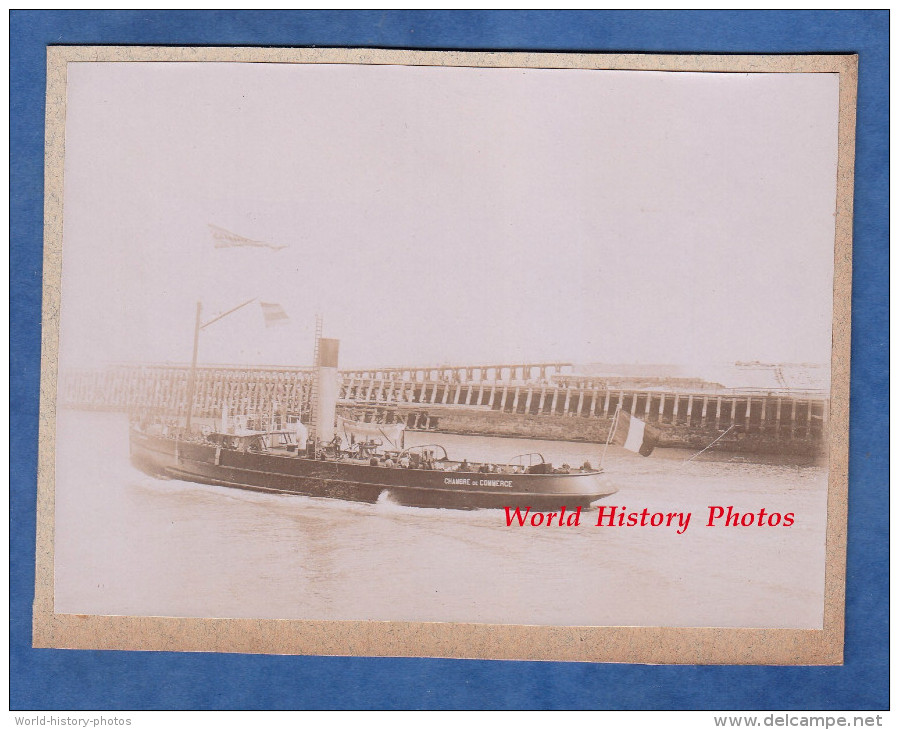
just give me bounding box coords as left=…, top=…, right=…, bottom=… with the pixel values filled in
left=200, top=298, right=258, bottom=330
left=684, top=424, right=736, bottom=463
left=599, top=404, right=621, bottom=469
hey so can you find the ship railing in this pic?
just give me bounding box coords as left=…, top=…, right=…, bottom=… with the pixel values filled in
left=507, top=452, right=545, bottom=467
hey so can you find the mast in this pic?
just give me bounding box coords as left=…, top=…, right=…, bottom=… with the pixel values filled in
left=184, top=301, right=203, bottom=433
left=183, top=297, right=257, bottom=433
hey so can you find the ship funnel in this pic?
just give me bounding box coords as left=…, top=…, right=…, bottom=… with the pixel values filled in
left=316, top=338, right=340, bottom=443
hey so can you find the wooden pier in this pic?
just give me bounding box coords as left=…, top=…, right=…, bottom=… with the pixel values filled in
left=59, top=362, right=828, bottom=455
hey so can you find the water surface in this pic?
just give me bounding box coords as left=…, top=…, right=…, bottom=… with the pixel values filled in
left=54, top=411, right=827, bottom=628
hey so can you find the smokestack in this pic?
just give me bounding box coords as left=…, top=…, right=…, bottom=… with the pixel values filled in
left=316, top=338, right=340, bottom=443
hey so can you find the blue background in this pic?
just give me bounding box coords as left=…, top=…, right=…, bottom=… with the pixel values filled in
left=10, top=10, right=889, bottom=710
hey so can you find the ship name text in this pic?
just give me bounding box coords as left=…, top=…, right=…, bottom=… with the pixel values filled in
left=445, top=477, right=513, bottom=488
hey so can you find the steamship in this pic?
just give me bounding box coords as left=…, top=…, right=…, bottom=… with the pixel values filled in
left=128, top=319, right=617, bottom=510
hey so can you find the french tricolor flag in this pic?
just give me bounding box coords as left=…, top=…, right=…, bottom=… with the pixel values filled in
left=611, top=409, right=658, bottom=457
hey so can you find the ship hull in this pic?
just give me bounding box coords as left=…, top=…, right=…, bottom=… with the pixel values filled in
left=129, top=429, right=616, bottom=510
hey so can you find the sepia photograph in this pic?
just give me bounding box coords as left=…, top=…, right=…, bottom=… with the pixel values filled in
left=35, top=47, right=854, bottom=662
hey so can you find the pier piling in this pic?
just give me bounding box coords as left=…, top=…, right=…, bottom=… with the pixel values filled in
left=60, top=361, right=827, bottom=455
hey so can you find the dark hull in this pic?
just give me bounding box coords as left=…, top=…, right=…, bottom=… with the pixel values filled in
left=129, top=429, right=616, bottom=510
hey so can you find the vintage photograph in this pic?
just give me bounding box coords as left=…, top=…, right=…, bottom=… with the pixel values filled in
left=38, top=48, right=853, bottom=659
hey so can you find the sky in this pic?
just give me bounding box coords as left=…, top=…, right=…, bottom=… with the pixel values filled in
left=57, top=62, right=840, bottom=371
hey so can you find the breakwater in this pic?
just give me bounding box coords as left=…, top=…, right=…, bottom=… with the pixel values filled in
left=58, top=363, right=827, bottom=456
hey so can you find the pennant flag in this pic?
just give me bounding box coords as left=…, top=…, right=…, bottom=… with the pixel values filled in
left=611, top=410, right=658, bottom=457
left=260, top=301, right=289, bottom=327
left=209, top=224, right=287, bottom=251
